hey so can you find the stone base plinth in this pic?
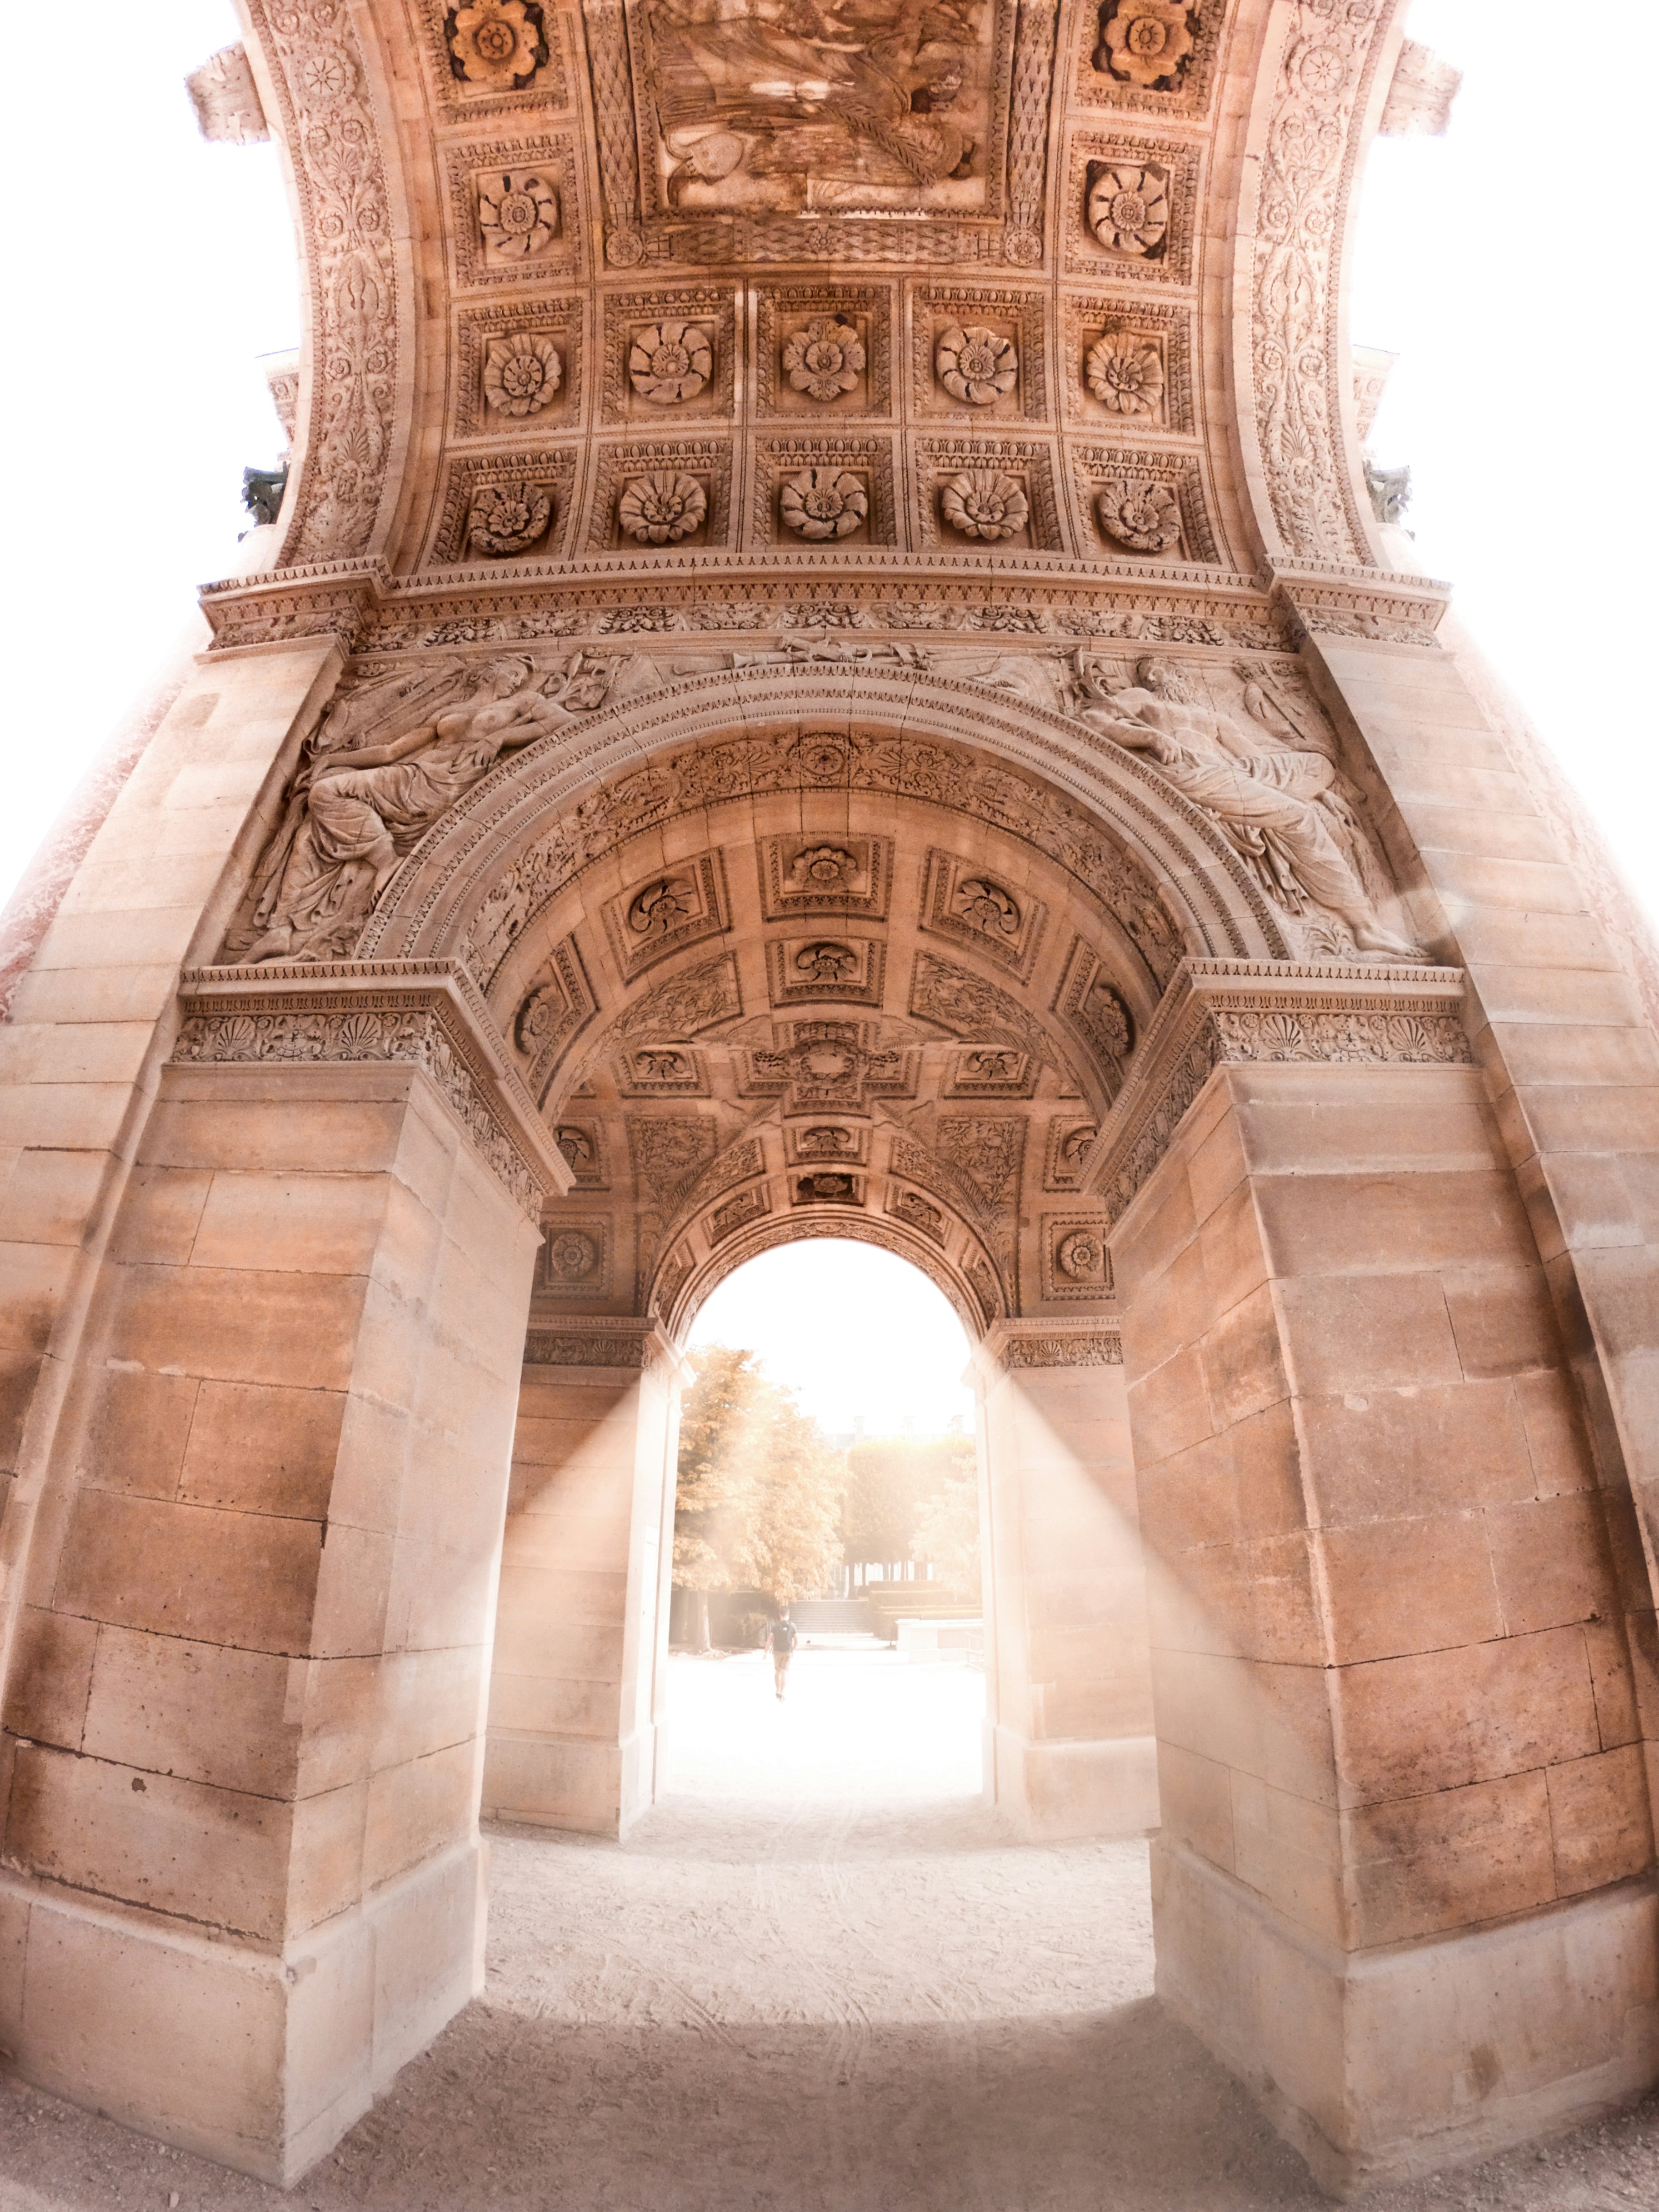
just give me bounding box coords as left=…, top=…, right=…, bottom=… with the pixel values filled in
left=986, top=1721, right=1160, bottom=1841
left=0, top=1841, right=486, bottom=2185
left=1152, top=1840, right=1659, bottom=2198
left=481, top=1724, right=656, bottom=1839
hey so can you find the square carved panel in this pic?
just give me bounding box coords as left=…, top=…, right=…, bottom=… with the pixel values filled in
left=707, top=1184, right=769, bottom=1245
left=453, top=299, right=583, bottom=437
left=765, top=935, right=887, bottom=1010
left=758, top=835, right=893, bottom=922
left=911, top=286, right=1047, bottom=424
left=792, top=1170, right=865, bottom=1207
left=509, top=936, right=596, bottom=1103
left=920, top=849, right=1048, bottom=980
left=602, top=852, right=729, bottom=981
left=914, top=437, right=1063, bottom=553
left=585, top=438, right=733, bottom=553
left=1062, top=296, right=1196, bottom=433
left=419, top=0, right=572, bottom=121
left=427, top=446, right=579, bottom=565
left=1053, top=937, right=1137, bottom=1085
left=751, top=436, right=896, bottom=549
left=1070, top=444, right=1218, bottom=563
left=756, top=284, right=896, bottom=420
left=536, top=1215, right=611, bottom=1298
left=447, top=137, right=583, bottom=289
left=886, top=1186, right=950, bottom=1246
left=946, top=1046, right=1037, bottom=1098
left=619, top=1048, right=709, bottom=1098
left=1072, top=0, right=1224, bottom=121
left=1041, top=1212, right=1113, bottom=1301
left=551, top=1120, right=608, bottom=1189
left=1064, top=133, right=1201, bottom=283
left=787, top=1121, right=868, bottom=1166
left=601, top=288, right=736, bottom=425
left=1044, top=1115, right=1099, bottom=1191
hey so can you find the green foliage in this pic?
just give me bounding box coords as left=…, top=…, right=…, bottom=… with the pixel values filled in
left=673, top=1345, right=847, bottom=1608
left=841, top=1431, right=976, bottom=1567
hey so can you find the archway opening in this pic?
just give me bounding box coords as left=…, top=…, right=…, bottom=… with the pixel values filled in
left=665, top=1239, right=983, bottom=1811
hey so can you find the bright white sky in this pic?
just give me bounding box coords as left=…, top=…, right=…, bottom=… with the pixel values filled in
left=1, top=4, right=1653, bottom=1425
left=688, top=1241, right=976, bottom=1436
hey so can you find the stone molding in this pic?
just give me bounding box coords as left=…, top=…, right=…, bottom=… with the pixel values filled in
left=982, top=1316, right=1124, bottom=1372
left=522, top=1316, right=681, bottom=1376
left=1086, top=957, right=1471, bottom=1224
left=172, top=960, right=572, bottom=1217
left=1268, top=565, right=1450, bottom=649
left=242, top=0, right=401, bottom=567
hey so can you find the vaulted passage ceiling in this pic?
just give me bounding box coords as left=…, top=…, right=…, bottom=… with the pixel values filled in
left=203, top=0, right=1457, bottom=657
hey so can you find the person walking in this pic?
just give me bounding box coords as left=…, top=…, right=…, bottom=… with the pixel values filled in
left=767, top=1609, right=798, bottom=1700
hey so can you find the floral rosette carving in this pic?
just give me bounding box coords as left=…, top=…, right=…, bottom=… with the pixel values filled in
left=1097, top=0, right=1194, bottom=87
left=1085, top=333, right=1163, bottom=418
left=1087, top=163, right=1170, bottom=256
left=940, top=471, right=1029, bottom=543
left=447, top=0, right=546, bottom=90
left=483, top=333, right=562, bottom=417
left=618, top=471, right=707, bottom=546
left=782, top=317, right=866, bottom=403
left=629, top=320, right=712, bottom=405
left=779, top=468, right=868, bottom=541
left=935, top=325, right=1018, bottom=406
left=468, top=480, right=552, bottom=554
left=1096, top=478, right=1181, bottom=552
left=478, top=172, right=558, bottom=257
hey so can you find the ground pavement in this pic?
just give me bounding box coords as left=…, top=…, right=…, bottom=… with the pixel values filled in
left=0, top=1632, right=1653, bottom=2210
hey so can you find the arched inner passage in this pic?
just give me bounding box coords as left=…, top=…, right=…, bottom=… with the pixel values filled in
left=666, top=1239, right=985, bottom=1808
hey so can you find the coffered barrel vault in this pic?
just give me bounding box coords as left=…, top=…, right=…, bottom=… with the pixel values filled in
left=0, top=0, right=1656, bottom=2200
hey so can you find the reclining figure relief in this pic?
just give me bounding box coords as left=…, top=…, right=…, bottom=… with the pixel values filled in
left=230, top=654, right=616, bottom=964
left=1068, top=654, right=1422, bottom=961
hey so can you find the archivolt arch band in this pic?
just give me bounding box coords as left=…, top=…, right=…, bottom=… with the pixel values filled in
left=354, top=660, right=1295, bottom=978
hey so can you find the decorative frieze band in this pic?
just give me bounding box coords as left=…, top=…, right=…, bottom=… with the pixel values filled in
left=172, top=960, right=570, bottom=1219
left=523, top=1318, right=681, bottom=1374
left=980, top=1316, right=1123, bottom=1373
left=1088, top=958, right=1471, bottom=1224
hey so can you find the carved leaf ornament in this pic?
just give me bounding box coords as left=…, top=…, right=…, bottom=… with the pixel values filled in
left=935, top=324, right=1018, bottom=406
left=1086, top=333, right=1163, bottom=417
left=780, top=468, right=868, bottom=541
left=479, top=171, right=559, bottom=256
left=629, top=320, right=712, bottom=405
left=940, top=471, right=1028, bottom=542
left=1097, top=477, right=1180, bottom=552
left=483, top=334, right=562, bottom=417
left=468, top=481, right=552, bottom=554
left=1087, top=164, right=1170, bottom=255
left=783, top=318, right=866, bottom=403
left=618, top=471, right=707, bottom=545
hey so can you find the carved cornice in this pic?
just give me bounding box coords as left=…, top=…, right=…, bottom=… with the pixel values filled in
left=523, top=1316, right=682, bottom=1375
left=1087, top=956, right=1472, bottom=1224
left=1268, top=565, right=1450, bottom=649
left=981, top=1316, right=1124, bottom=1374
left=171, top=960, right=572, bottom=1217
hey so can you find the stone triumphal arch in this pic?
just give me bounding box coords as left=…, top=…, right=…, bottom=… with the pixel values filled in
left=1, top=0, right=1657, bottom=2197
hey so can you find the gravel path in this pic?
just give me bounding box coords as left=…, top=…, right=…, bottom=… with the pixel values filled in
left=0, top=1637, right=1653, bottom=2209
